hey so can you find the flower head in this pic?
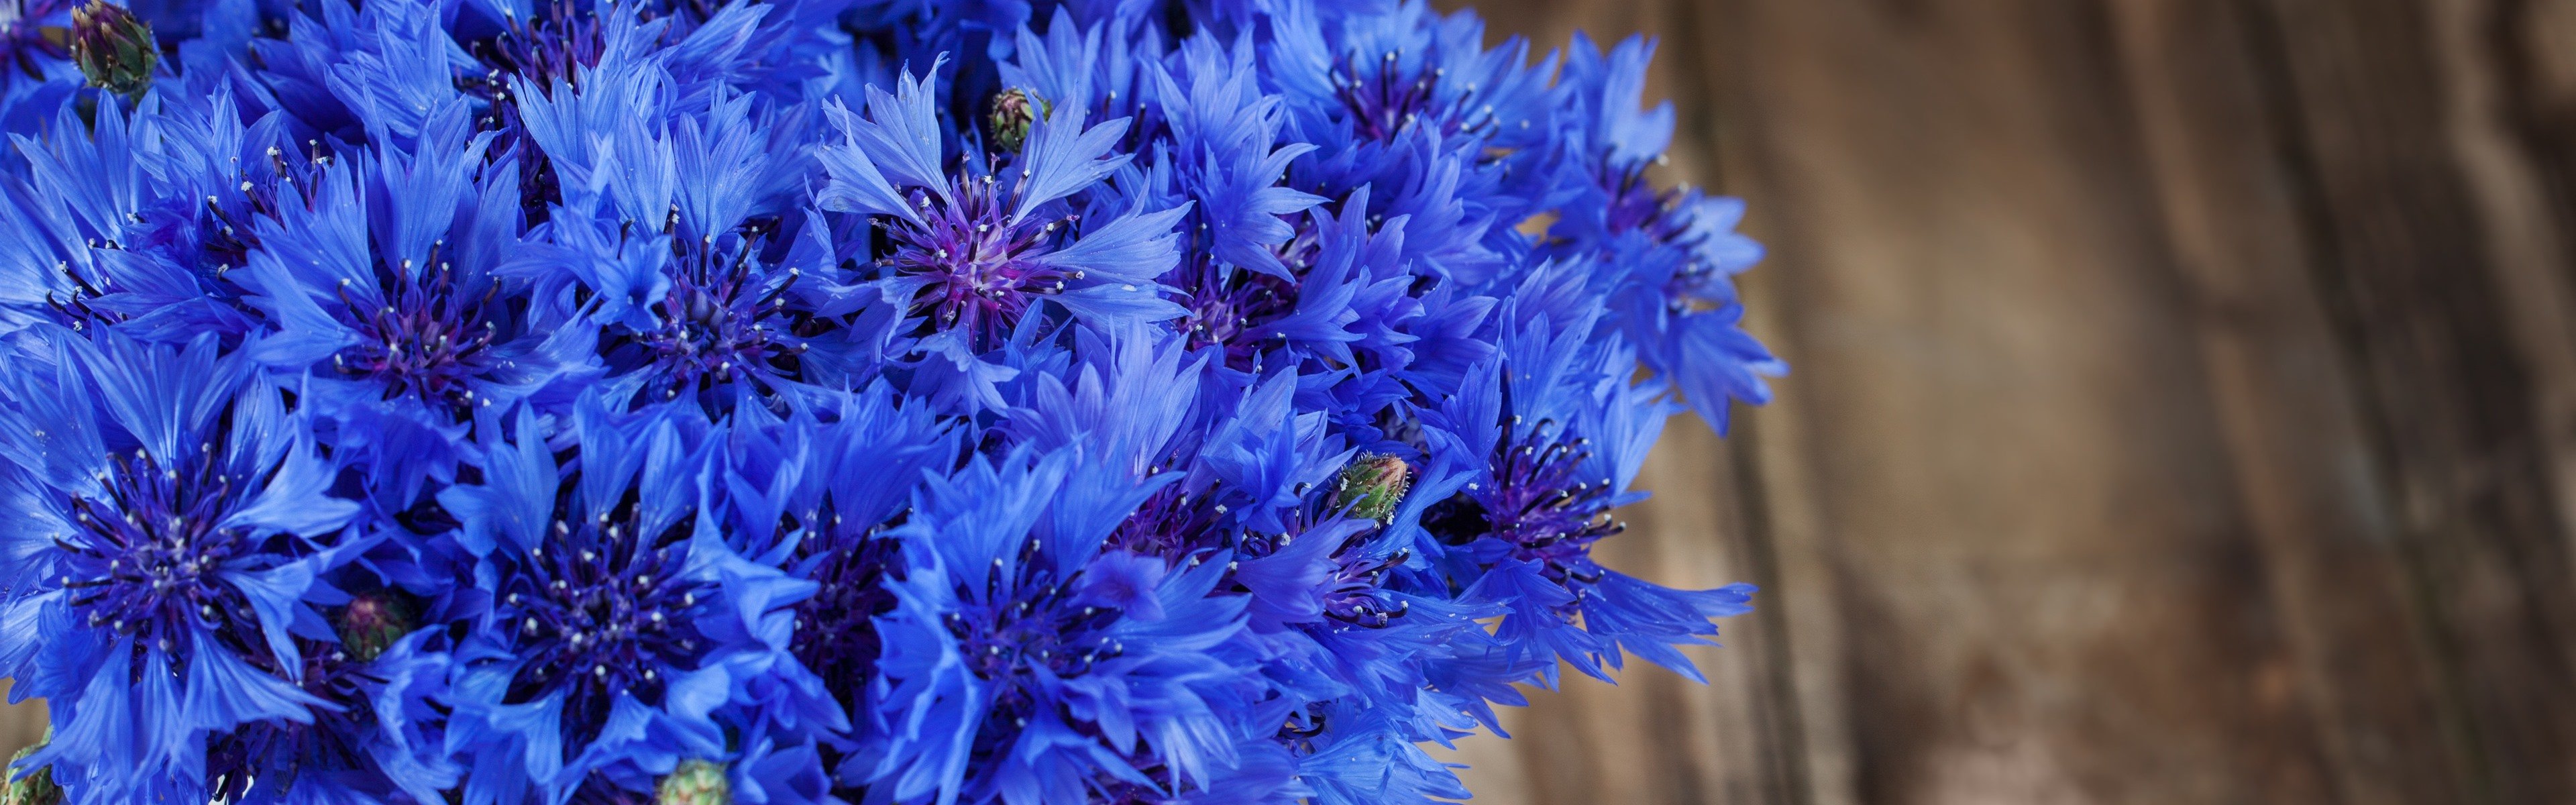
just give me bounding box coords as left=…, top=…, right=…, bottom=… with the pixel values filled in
left=820, top=64, right=1186, bottom=351
left=0, top=329, right=362, bottom=800
left=865, top=447, right=1268, bottom=805
left=437, top=401, right=836, bottom=802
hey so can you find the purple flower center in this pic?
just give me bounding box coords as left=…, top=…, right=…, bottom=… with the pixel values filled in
left=467, top=2, right=604, bottom=92
left=876, top=177, right=1081, bottom=347
left=943, top=545, right=1127, bottom=746
left=789, top=511, right=900, bottom=706
left=500, top=512, right=710, bottom=748
left=1174, top=258, right=1299, bottom=371
left=1332, top=52, right=1497, bottom=142
left=205, top=632, right=390, bottom=800
left=1106, top=483, right=1224, bottom=560
left=56, top=444, right=264, bottom=656
left=949, top=577, right=1120, bottom=684
left=1320, top=549, right=1409, bottom=628
left=610, top=231, right=808, bottom=407
left=1430, top=417, right=1620, bottom=589
left=1592, top=166, right=1741, bottom=305
left=331, top=248, right=504, bottom=416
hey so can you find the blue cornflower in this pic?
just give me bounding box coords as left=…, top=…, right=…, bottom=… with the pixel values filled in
left=0, top=329, right=365, bottom=802
left=1413, top=305, right=1756, bottom=684
left=1263, top=0, right=1560, bottom=286
left=237, top=99, right=564, bottom=425
left=818, top=62, right=1187, bottom=352
left=863, top=447, right=1266, bottom=805
left=499, top=19, right=864, bottom=416
left=2, top=90, right=284, bottom=344
left=1542, top=33, right=1784, bottom=429
left=720, top=385, right=957, bottom=731
left=436, top=399, right=839, bottom=802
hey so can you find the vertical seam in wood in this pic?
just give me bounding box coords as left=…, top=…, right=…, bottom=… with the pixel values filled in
left=2222, top=1, right=2506, bottom=800
left=1658, top=2, right=1817, bottom=802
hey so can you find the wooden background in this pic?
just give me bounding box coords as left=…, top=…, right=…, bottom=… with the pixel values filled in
left=12, top=1, right=2576, bottom=803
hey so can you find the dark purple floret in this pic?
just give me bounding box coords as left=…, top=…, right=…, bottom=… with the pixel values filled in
left=329, top=246, right=506, bottom=417
left=1430, top=415, right=1619, bottom=590
left=1089, top=761, right=1185, bottom=805
left=1173, top=256, right=1299, bottom=371
left=455, top=4, right=591, bottom=219
left=203, top=627, right=399, bottom=802
left=875, top=178, right=1083, bottom=348
left=1333, top=52, right=1497, bottom=143
left=56, top=444, right=266, bottom=657
left=1587, top=160, right=1755, bottom=307
left=945, top=542, right=1126, bottom=747
left=1320, top=549, right=1409, bottom=628
left=1106, top=482, right=1226, bottom=561
left=466, top=1, right=604, bottom=92
left=788, top=511, right=902, bottom=706
left=497, top=511, right=712, bottom=751
left=952, top=558, right=1122, bottom=686
left=1598, top=164, right=1682, bottom=239
left=604, top=228, right=814, bottom=409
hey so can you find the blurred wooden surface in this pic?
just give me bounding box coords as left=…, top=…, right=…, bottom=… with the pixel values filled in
left=11, top=1, right=2576, bottom=803
left=1438, top=0, right=2576, bottom=804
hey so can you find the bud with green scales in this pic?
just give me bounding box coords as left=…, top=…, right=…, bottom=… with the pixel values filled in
left=656, top=759, right=729, bottom=805
left=68, top=0, right=153, bottom=97
left=335, top=594, right=412, bottom=663
left=987, top=88, right=1045, bottom=154
left=1334, top=453, right=1413, bottom=523
left=1, top=729, right=60, bottom=805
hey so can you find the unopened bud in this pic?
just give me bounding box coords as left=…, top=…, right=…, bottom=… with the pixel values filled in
left=335, top=594, right=413, bottom=663
left=70, top=1, right=155, bottom=97
left=1334, top=453, right=1412, bottom=523
left=2, top=729, right=62, bottom=805
left=656, top=759, right=729, bottom=805
left=987, top=88, right=1044, bottom=154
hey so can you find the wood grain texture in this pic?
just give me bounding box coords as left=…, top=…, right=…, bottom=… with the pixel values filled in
left=2243, top=0, right=2576, bottom=800
left=0, top=684, right=36, bottom=760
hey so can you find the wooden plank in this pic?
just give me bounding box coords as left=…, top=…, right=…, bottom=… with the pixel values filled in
left=2241, top=0, right=2576, bottom=800
left=2098, top=1, right=2479, bottom=802
left=0, top=684, right=38, bottom=759
left=2438, top=0, right=2576, bottom=542
left=1672, top=2, right=2353, bottom=802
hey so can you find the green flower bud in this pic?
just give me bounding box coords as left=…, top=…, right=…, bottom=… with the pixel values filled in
left=987, top=88, right=1045, bottom=154
left=3, top=729, right=62, bottom=805
left=1334, top=453, right=1412, bottom=523
left=656, top=759, right=729, bottom=805
left=335, top=594, right=412, bottom=663
left=70, top=0, right=156, bottom=98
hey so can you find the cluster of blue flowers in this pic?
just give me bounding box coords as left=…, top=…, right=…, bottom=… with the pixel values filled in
left=0, top=0, right=1780, bottom=799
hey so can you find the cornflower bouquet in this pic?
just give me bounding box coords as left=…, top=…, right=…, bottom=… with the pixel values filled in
left=0, top=0, right=1782, bottom=799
